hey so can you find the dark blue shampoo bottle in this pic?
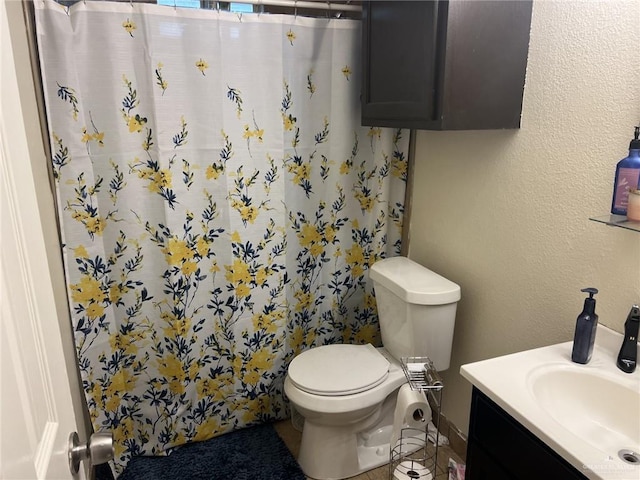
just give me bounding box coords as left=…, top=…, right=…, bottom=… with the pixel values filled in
left=611, top=126, right=640, bottom=215
left=571, top=288, right=598, bottom=364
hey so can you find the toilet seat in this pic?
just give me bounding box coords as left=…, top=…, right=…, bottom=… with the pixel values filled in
left=288, top=343, right=390, bottom=396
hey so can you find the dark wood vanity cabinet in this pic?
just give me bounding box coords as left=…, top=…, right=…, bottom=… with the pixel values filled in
left=361, top=0, right=533, bottom=130
left=467, top=388, right=588, bottom=480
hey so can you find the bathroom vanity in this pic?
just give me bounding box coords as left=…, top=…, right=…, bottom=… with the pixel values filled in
left=467, top=388, right=587, bottom=479
left=461, top=325, right=640, bottom=480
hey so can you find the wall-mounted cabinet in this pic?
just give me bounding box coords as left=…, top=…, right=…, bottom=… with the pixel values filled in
left=361, top=0, right=533, bottom=130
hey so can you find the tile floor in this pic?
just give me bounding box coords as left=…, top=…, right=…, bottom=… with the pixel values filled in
left=274, top=419, right=465, bottom=480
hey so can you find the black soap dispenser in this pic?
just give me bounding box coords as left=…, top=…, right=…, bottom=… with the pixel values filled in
left=571, top=288, right=599, bottom=364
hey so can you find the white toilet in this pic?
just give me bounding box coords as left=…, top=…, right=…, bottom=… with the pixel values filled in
left=284, top=256, right=461, bottom=480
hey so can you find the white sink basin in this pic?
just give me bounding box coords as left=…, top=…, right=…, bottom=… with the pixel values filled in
left=528, top=365, right=640, bottom=454
left=461, top=325, right=640, bottom=480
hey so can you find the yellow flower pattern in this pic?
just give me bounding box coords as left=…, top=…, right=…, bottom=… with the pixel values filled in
left=286, top=29, right=296, bottom=45
left=37, top=3, right=409, bottom=475
left=196, top=58, right=209, bottom=76
left=122, top=18, right=136, bottom=37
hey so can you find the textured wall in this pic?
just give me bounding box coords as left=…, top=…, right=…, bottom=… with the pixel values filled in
left=410, top=0, right=640, bottom=434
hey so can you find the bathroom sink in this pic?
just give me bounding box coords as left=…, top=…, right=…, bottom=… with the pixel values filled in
left=461, top=325, right=640, bottom=480
left=528, top=365, right=640, bottom=454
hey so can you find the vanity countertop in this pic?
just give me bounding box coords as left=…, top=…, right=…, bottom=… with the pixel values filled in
left=461, top=325, right=640, bottom=480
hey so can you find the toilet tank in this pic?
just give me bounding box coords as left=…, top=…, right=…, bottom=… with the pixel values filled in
left=369, top=256, right=461, bottom=371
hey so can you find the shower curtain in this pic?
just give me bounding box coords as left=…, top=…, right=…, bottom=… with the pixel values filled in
left=34, top=0, right=408, bottom=474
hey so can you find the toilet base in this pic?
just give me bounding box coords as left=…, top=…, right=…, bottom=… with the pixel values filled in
left=357, top=424, right=396, bottom=472
left=299, top=420, right=429, bottom=480
left=298, top=414, right=392, bottom=480
left=298, top=389, right=399, bottom=480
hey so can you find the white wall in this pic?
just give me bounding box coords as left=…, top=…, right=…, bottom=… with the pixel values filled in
left=409, top=0, right=640, bottom=434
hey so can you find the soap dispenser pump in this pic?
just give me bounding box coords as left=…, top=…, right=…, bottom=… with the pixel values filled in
left=571, top=287, right=599, bottom=364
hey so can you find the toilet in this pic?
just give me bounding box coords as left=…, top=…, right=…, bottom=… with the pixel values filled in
left=284, top=256, right=461, bottom=480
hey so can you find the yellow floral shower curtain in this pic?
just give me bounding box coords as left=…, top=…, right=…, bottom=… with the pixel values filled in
left=35, top=0, right=408, bottom=474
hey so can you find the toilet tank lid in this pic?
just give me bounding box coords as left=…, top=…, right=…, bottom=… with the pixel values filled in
left=369, top=256, right=461, bottom=305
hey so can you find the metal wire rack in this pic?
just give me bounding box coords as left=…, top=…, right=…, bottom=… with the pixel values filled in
left=389, top=357, right=448, bottom=480
left=400, top=357, right=444, bottom=392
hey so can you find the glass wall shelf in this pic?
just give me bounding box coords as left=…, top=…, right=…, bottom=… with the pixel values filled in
left=589, top=214, right=640, bottom=233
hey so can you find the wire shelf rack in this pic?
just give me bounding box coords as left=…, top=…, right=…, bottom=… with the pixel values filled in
left=389, top=357, right=448, bottom=480
left=400, top=357, right=444, bottom=392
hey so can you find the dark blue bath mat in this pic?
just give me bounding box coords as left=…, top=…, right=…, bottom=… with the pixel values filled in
left=118, top=423, right=305, bottom=480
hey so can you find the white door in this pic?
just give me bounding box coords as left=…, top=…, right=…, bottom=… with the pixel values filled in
left=1, top=2, right=87, bottom=478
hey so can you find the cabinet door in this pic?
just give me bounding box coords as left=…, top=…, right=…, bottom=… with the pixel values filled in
left=466, top=440, right=512, bottom=480
left=361, top=1, right=532, bottom=130
left=467, top=388, right=589, bottom=480
left=361, top=0, right=445, bottom=128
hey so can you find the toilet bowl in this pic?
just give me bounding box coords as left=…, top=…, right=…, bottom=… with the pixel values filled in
left=284, top=346, right=407, bottom=479
left=284, top=256, right=461, bottom=480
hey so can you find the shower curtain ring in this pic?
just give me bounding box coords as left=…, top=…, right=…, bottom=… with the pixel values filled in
left=326, top=1, right=331, bottom=18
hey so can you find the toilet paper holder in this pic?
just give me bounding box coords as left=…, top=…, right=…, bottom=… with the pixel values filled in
left=389, top=357, right=445, bottom=480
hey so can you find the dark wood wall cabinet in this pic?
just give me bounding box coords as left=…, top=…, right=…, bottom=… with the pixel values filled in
left=361, top=0, right=533, bottom=130
left=466, top=388, right=588, bottom=480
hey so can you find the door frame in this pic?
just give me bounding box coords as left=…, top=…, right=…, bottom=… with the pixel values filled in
left=3, top=0, right=92, bottom=475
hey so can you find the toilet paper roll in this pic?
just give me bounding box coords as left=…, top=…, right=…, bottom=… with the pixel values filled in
left=390, top=384, right=432, bottom=451
left=393, top=461, right=433, bottom=480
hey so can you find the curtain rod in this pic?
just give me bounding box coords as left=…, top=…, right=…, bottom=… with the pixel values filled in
left=229, top=0, right=361, bottom=12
